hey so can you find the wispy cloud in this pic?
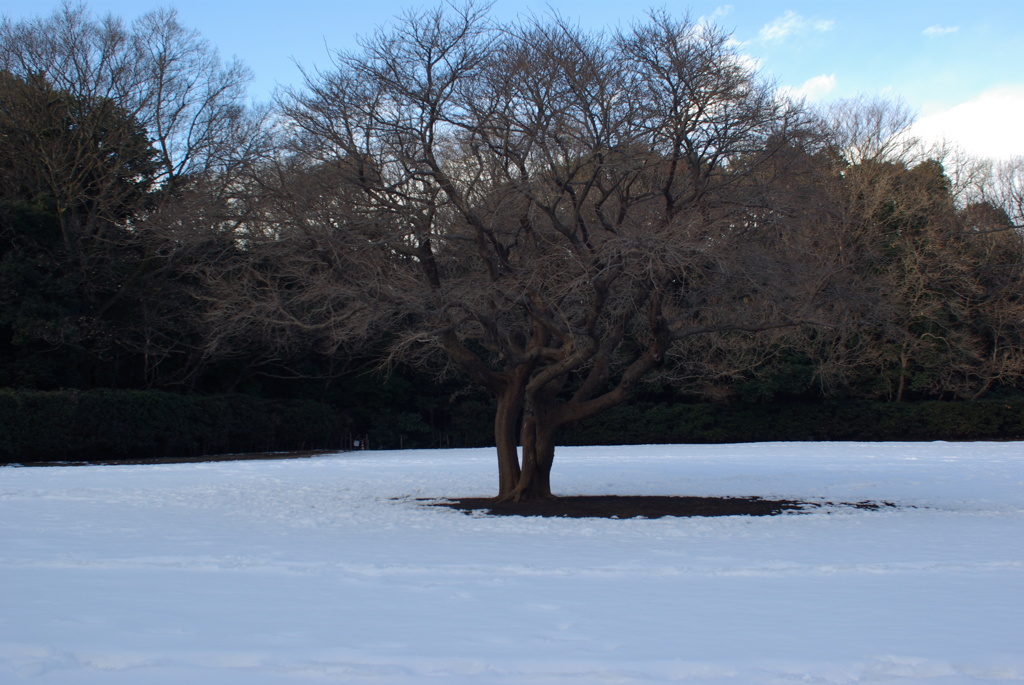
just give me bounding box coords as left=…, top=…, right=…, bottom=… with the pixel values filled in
left=922, top=25, right=959, bottom=37
left=709, top=5, right=733, bottom=22
left=759, top=11, right=834, bottom=42
left=697, top=5, right=734, bottom=32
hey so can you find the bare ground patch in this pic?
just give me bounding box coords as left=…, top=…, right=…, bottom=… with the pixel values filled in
left=431, top=495, right=898, bottom=518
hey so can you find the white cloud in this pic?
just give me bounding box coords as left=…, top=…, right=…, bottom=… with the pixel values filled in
left=911, top=86, right=1024, bottom=160
left=781, top=74, right=837, bottom=102
left=923, top=25, right=959, bottom=37
left=759, top=11, right=834, bottom=42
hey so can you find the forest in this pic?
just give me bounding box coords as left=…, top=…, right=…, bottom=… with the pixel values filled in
left=2, top=5, right=1023, bottom=495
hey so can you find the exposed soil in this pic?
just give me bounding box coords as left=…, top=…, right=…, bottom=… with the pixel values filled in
left=435, top=495, right=897, bottom=519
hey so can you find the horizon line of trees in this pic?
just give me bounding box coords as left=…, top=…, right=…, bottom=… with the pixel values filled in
left=3, top=3, right=1024, bottom=496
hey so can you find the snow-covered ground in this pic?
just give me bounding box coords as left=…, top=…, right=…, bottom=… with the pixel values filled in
left=1, top=442, right=1022, bottom=684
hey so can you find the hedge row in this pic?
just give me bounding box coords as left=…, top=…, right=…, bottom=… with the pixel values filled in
left=563, top=397, right=1024, bottom=445
left=3, top=389, right=1022, bottom=465
left=0, top=389, right=348, bottom=463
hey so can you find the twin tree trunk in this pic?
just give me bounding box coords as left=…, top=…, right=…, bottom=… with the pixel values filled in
left=494, top=385, right=559, bottom=502
left=489, top=342, right=668, bottom=502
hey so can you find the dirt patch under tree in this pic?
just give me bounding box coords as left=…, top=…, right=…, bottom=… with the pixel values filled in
left=433, top=495, right=897, bottom=519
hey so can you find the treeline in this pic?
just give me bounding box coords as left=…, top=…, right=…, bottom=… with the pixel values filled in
left=2, top=5, right=1024, bottom=465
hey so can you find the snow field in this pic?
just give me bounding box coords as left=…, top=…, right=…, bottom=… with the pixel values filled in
left=1, top=442, right=1022, bottom=684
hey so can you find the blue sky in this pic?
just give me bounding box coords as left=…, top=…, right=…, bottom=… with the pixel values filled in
left=4, top=0, right=1023, bottom=158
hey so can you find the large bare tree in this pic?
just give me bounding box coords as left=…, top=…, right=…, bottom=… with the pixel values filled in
left=207, top=6, right=845, bottom=500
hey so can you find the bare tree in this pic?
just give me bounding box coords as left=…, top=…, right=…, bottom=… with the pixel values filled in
left=129, top=8, right=255, bottom=190
left=971, top=156, right=1024, bottom=230
left=206, top=6, right=845, bottom=500
left=821, top=95, right=920, bottom=166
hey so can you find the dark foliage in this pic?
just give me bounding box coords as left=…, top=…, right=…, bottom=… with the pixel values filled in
left=3, top=384, right=1021, bottom=466
left=562, top=397, right=1024, bottom=445
left=0, top=389, right=349, bottom=463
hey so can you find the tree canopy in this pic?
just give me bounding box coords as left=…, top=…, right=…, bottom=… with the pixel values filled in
left=205, top=7, right=948, bottom=499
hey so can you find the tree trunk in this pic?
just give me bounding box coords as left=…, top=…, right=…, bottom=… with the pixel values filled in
left=496, top=342, right=670, bottom=503
left=504, top=411, right=556, bottom=502
left=494, top=383, right=523, bottom=498
left=897, top=343, right=909, bottom=402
